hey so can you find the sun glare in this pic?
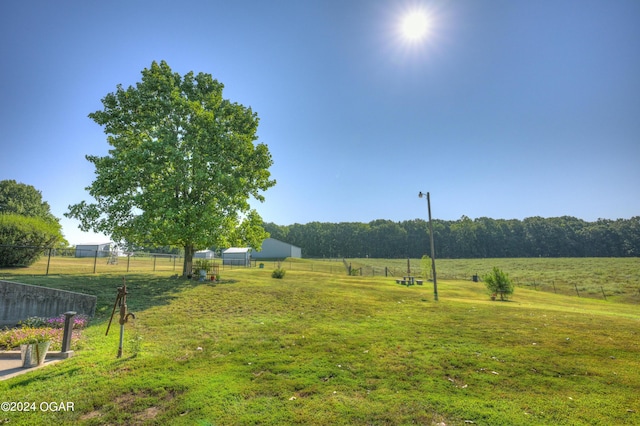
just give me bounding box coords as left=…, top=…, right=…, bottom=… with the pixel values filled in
left=401, top=10, right=430, bottom=41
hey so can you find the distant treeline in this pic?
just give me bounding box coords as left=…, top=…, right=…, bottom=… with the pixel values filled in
left=264, top=216, right=640, bottom=259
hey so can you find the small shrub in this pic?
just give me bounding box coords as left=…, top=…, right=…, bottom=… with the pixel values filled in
left=483, top=267, right=514, bottom=301
left=18, top=316, right=47, bottom=328
left=272, top=268, right=286, bottom=279
left=194, top=259, right=211, bottom=271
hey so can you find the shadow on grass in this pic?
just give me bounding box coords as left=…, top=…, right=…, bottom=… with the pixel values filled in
left=6, top=366, right=84, bottom=389
left=0, top=274, right=217, bottom=322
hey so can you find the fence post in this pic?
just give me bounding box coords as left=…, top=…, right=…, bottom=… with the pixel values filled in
left=153, top=255, right=157, bottom=272
left=601, top=286, right=607, bottom=300
left=385, top=267, right=388, bottom=277
left=127, top=253, right=131, bottom=273
left=574, top=284, right=580, bottom=297
left=61, top=311, right=76, bottom=354
left=93, top=250, right=98, bottom=274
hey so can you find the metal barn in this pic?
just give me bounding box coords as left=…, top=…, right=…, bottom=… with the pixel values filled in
left=75, top=242, right=113, bottom=258
left=252, top=238, right=302, bottom=260
left=222, top=247, right=251, bottom=266
left=194, top=250, right=215, bottom=260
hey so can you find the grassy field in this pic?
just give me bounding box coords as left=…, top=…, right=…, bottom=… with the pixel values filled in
left=346, top=257, right=640, bottom=304
left=1, top=259, right=639, bottom=425
left=7, top=256, right=640, bottom=303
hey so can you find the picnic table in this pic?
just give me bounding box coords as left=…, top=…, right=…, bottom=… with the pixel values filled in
left=395, top=276, right=424, bottom=286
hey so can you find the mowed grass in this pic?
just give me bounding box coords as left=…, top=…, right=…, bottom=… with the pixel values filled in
left=349, top=257, right=640, bottom=304
left=0, top=262, right=639, bottom=425
left=1, top=254, right=183, bottom=276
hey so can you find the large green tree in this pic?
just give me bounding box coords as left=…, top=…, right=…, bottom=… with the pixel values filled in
left=0, top=180, right=66, bottom=266
left=0, top=179, right=58, bottom=223
left=66, top=61, right=275, bottom=277
left=0, top=214, right=63, bottom=267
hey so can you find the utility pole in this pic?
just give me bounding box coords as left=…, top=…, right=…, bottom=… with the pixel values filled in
left=419, top=191, right=438, bottom=301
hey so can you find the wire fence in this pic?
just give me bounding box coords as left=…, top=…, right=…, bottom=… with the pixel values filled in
left=0, top=246, right=349, bottom=276
left=2, top=246, right=638, bottom=302
left=0, top=246, right=186, bottom=275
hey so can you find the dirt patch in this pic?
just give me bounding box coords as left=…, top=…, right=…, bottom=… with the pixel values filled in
left=79, top=388, right=181, bottom=424
left=79, top=410, right=102, bottom=421
left=134, top=406, right=161, bottom=422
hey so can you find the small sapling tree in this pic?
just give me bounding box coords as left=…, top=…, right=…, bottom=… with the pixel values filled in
left=483, top=267, right=514, bottom=301
left=420, top=254, right=432, bottom=280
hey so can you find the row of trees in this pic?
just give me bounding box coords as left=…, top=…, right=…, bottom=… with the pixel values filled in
left=263, top=216, right=640, bottom=259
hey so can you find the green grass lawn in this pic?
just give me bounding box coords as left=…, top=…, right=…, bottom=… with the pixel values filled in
left=348, top=257, right=640, bottom=303
left=1, top=262, right=639, bottom=425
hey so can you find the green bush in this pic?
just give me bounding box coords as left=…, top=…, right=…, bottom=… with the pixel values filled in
left=193, top=259, right=211, bottom=271
left=0, top=214, right=63, bottom=267
left=483, top=266, right=514, bottom=301
left=272, top=268, right=286, bottom=279
left=18, top=316, right=47, bottom=328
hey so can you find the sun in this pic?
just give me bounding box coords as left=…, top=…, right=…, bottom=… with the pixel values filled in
left=400, top=10, right=430, bottom=41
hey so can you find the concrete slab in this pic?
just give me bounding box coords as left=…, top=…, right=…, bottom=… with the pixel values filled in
left=0, top=351, right=73, bottom=381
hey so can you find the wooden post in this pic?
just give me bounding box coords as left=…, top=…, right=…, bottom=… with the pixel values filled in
left=574, top=284, right=580, bottom=297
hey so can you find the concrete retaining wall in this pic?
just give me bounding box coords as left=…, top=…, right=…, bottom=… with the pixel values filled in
left=0, top=280, right=96, bottom=327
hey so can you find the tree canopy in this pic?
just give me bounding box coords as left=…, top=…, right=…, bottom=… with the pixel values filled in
left=66, top=61, right=275, bottom=276
left=0, top=179, right=58, bottom=223
left=0, top=180, right=66, bottom=266
left=0, top=214, right=64, bottom=267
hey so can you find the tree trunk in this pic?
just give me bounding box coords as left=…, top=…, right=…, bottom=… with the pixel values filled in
left=183, top=244, right=195, bottom=278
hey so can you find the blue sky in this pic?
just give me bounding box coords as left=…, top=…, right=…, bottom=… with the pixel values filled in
left=1, top=0, right=639, bottom=245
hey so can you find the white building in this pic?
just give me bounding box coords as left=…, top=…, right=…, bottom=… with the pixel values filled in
left=222, top=247, right=251, bottom=266
left=194, top=250, right=215, bottom=259
left=75, top=242, right=113, bottom=258
left=252, top=238, right=302, bottom=260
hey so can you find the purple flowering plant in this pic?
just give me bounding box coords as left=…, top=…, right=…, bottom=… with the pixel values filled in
left=45, top=314, right=89, bottom=329
left=1, top=314, right=89, bottom=350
